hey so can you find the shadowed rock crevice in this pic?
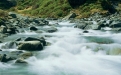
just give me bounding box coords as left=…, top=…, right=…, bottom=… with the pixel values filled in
left=0, top=0, right=17, bottom=9
left=68, top=0, right=86, bottom=8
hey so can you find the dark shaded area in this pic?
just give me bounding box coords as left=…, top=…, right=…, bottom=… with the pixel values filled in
left=68, top=0, right=86, bottom=8
left=101, top=0, right=117, bottom=14
left=0, top=0, right=17, bottom=9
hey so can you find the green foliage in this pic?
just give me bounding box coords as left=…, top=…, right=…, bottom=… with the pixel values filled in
left=5, top=0, right=120, bottom=18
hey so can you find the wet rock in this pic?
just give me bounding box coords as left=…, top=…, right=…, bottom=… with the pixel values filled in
left=15, top=58, right=27, bottom=63
left=0, top=26, right=7, bottom=33
left=25, top=37, right=40, bottom=41
left=74, top=23, right=87, bottom=29
left=110, top=23, right=121, bottom=28
left=2, top=42, right=17, bottom=49
left=83, top=30, right=89, bottom=33
left=8, top=12, right=17, bottom=18
left=7, top=27, right=17, bottom=34
left=1, top=54, right=14, bottom=62
left=46, top=27, right=57, bottom=33
left=19, top=52, right=33, bottom=59
left=0, top=41, right=2, bottom=43
left=35, top=30, right=43, bottom=33
left=18, top=41, right=43, bottom=51
left=30, top=26, right=38, bottom=31
left=9, top=51, right=23, bottom=59
left=84, top=24, right=101, bottom=30
left=42, top=20, right=49, bottom=25
left=25, top=37, right=46, bottom=46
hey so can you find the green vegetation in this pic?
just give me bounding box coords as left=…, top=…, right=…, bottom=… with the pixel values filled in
left=15, top=0, right=72, bottom=18
left=0, top=0, right=121, bottom=18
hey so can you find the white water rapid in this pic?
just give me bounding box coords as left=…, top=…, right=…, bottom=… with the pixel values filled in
left=0, top=20, right=121, bottom=75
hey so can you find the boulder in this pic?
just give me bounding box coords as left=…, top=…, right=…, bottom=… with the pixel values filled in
left=25, top=37, right=46, bottom=46
left=84, top=24, right=101, bottom=30
left=18, top=41, right=43, bottom=51
left=2, top=41, right=17, bottom=49
left=30, top=26, right=38, bottom=31
left=9, top=51, right=23, bottom=59
left=74, top=23, right=87, bottom=29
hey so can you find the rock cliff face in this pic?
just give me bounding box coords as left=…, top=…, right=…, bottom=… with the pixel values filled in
left=68, top=0, right=86, bottom=8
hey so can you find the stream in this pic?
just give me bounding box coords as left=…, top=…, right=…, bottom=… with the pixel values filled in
left=0, top=20, right=121, bottom=75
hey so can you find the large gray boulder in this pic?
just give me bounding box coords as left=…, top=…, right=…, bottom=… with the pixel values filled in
left=18, top=41, right=43, bottom=51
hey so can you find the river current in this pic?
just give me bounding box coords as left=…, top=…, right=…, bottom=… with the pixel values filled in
left=0, top=20, right=121, bottom=75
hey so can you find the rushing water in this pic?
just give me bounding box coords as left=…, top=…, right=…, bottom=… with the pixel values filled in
left=0, top=21, right=121, bottom=75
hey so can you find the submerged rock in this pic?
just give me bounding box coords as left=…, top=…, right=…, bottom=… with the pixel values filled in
left=15, top=58, right=27, bottom=63
left=45, top=27, right=57, bottom=33
left=19, top=52, right=33, bottom=59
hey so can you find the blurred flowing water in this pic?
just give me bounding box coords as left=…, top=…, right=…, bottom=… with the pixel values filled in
left=0, top=21, right=121, bottom=75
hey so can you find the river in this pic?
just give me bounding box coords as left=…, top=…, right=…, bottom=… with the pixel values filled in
left=0, top=20, right=121, bottom=75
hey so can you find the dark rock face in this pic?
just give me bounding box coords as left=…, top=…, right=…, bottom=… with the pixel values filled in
left=68, top=0, right=86, bottom=8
